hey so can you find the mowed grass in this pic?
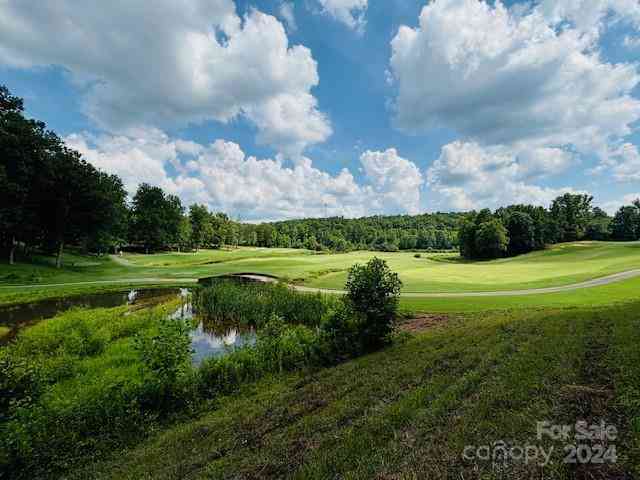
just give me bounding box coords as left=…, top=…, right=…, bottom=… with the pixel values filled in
left=120, top=242, right=640, bottom=293
left=398, top=274, right=640, bottom=313
left=71, top=302, right=640, bottom=479
left=123, top=247, right=309, bottom=268
left=2, top=242, right=640, bottom=307
left=73, top=241, right=640, bottom=292
left=303, top=241, right=640, bottom=292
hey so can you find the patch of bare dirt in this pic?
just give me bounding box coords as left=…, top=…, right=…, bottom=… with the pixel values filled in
left=398, top=314, right=450, bottom=333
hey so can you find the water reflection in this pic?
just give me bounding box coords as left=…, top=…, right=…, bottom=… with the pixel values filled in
left=2, top=287, right=259, bottom=366
left=190, top=322, right=256, bottom=365
left=169, top=300, right=256, bottom=365
left=0, top=288, right=183, bottom=343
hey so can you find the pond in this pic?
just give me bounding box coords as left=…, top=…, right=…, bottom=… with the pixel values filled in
left=169, top=299, right=257, bottom=365
left=0, top=288, right=183, bottom=340
left=1, top=287, right=257, bottom=364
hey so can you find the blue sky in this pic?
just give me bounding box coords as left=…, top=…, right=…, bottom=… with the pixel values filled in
left=1, top=0, right=640, bottom=220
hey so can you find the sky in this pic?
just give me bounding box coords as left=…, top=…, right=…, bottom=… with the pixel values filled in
left=1, top=0, right=640, bottom=221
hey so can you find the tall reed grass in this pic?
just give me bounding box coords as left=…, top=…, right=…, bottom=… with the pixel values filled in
left=192, top=280, right=336, bottom=327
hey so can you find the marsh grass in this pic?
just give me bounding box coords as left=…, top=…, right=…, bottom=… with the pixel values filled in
left=0, top=302, right=188, bottom=478
left=192, top=280, right=337, bottom=327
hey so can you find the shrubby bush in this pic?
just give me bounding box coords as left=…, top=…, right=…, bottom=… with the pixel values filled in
left=197, top=347, right=260, bottom=398
left=344, top=257, right=402, bottom=350
left=197, top=314, right=318, bottom=396
left=257, top=314, right=318, bottom=372
left=317, top=303, right=363, bottom=362
left=134, top=317, right=192, bottom=411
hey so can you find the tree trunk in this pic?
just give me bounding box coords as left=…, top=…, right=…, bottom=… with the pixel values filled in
left=9, top=236, right=16, bottom=265
left=56, top=241, right=64, bottom=269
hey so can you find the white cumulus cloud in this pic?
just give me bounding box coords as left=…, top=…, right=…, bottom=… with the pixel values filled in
left=0, top=1, right=331, bottom=158
left=316, top=0, right=368, bottom=32
left=67, top=129, right=424, bottom=220
left=624, top=35, right=640, bottom=49
left=602, top=143, right=640, bottom=182
left=278, top=1, right=297, bottom=31
left=360, top=148, right=424, bottom=214
left=600, top=192, right=640, bottom=215
left=427, top=141, right=582, bottom=211
left=389, top=0, right=640, bottom=157
left=539, top=0, right=640, bottom=35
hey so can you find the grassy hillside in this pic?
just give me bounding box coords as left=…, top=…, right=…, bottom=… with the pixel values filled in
left=70, top=303, right=640, bottom=479
left=4, top=244, right=640, bottom=478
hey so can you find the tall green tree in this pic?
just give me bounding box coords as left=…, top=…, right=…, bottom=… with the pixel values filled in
left=0, top=85, right=55, bottom=263
left=504, top=211, right=535, bottom=256
left=345, top=258, right=402, bottom=350
left=611, top=205, right=640, bottom=241
left=177, top=215, right=192, bottom=252
left=37, top=145, right=118, bottom=267
left=1, top=85, right=128, bottom=266
left=474, top=219, right=509, bottom=259
left=550, top=193, right=593, bottom=242
left=189, top=204, right=212, bottom=250
left=458, top=219, right=478, bottom=259
left=83, top=172, right=129, bottom=253
left=585, top=207, right=612, bottom=241
left=131, top=184, right=184, bottom=252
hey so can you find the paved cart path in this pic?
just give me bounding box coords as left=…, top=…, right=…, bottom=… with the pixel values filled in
left=233, top=270, right=640, bottom=297
left=2, top=269, right=640, bottom=298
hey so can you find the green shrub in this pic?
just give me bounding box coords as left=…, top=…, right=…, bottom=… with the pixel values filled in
left=257, top=314, right=318, bottom=373
left=0, top=350, right=42, bottom=420
left=197, top=347, right=260, bottom=398
left=414, top=253, right=421, bottom=258
left=134, top=317, right=192, bottom=411
left=197, top=315, right=318, bottom=396
left=317, top=303, right=364, bottom=363
left=345, top=258, right=402, bottom=350
left=12, top=308, right=110, bottom=358
left=2, top=373, right=148, bottom=479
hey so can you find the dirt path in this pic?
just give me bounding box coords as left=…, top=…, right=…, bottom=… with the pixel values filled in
left=2, top=270, right=639, bottom=297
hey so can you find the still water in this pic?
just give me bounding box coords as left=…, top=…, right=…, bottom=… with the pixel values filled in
left=0, top=288, right=182, bottom=338
left=1, top=288, right=257, bottom=364
left=170, top=300, right=257, bottom=365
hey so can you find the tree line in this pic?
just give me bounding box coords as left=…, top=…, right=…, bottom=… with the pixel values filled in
left=1, top=86, right=128, bottom=267
left=458, top=193, right=640, bottom=260
left=2, top=84, right=639, bottom=266
left=240, top=214, right=462, bottom=252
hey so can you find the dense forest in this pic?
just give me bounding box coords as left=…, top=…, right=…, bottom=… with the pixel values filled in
left=241, top=213, right=463, bottom=252
left=2, top=84, right=640, bottom=265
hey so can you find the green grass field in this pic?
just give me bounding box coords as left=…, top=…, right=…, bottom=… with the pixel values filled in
left=70, top=303, right=640, bottom=479
left=123, top=241, right=640, bottom=293
left=2, top=241, right=640, bottom=310
left=4, top=243, right=640, bottom=478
